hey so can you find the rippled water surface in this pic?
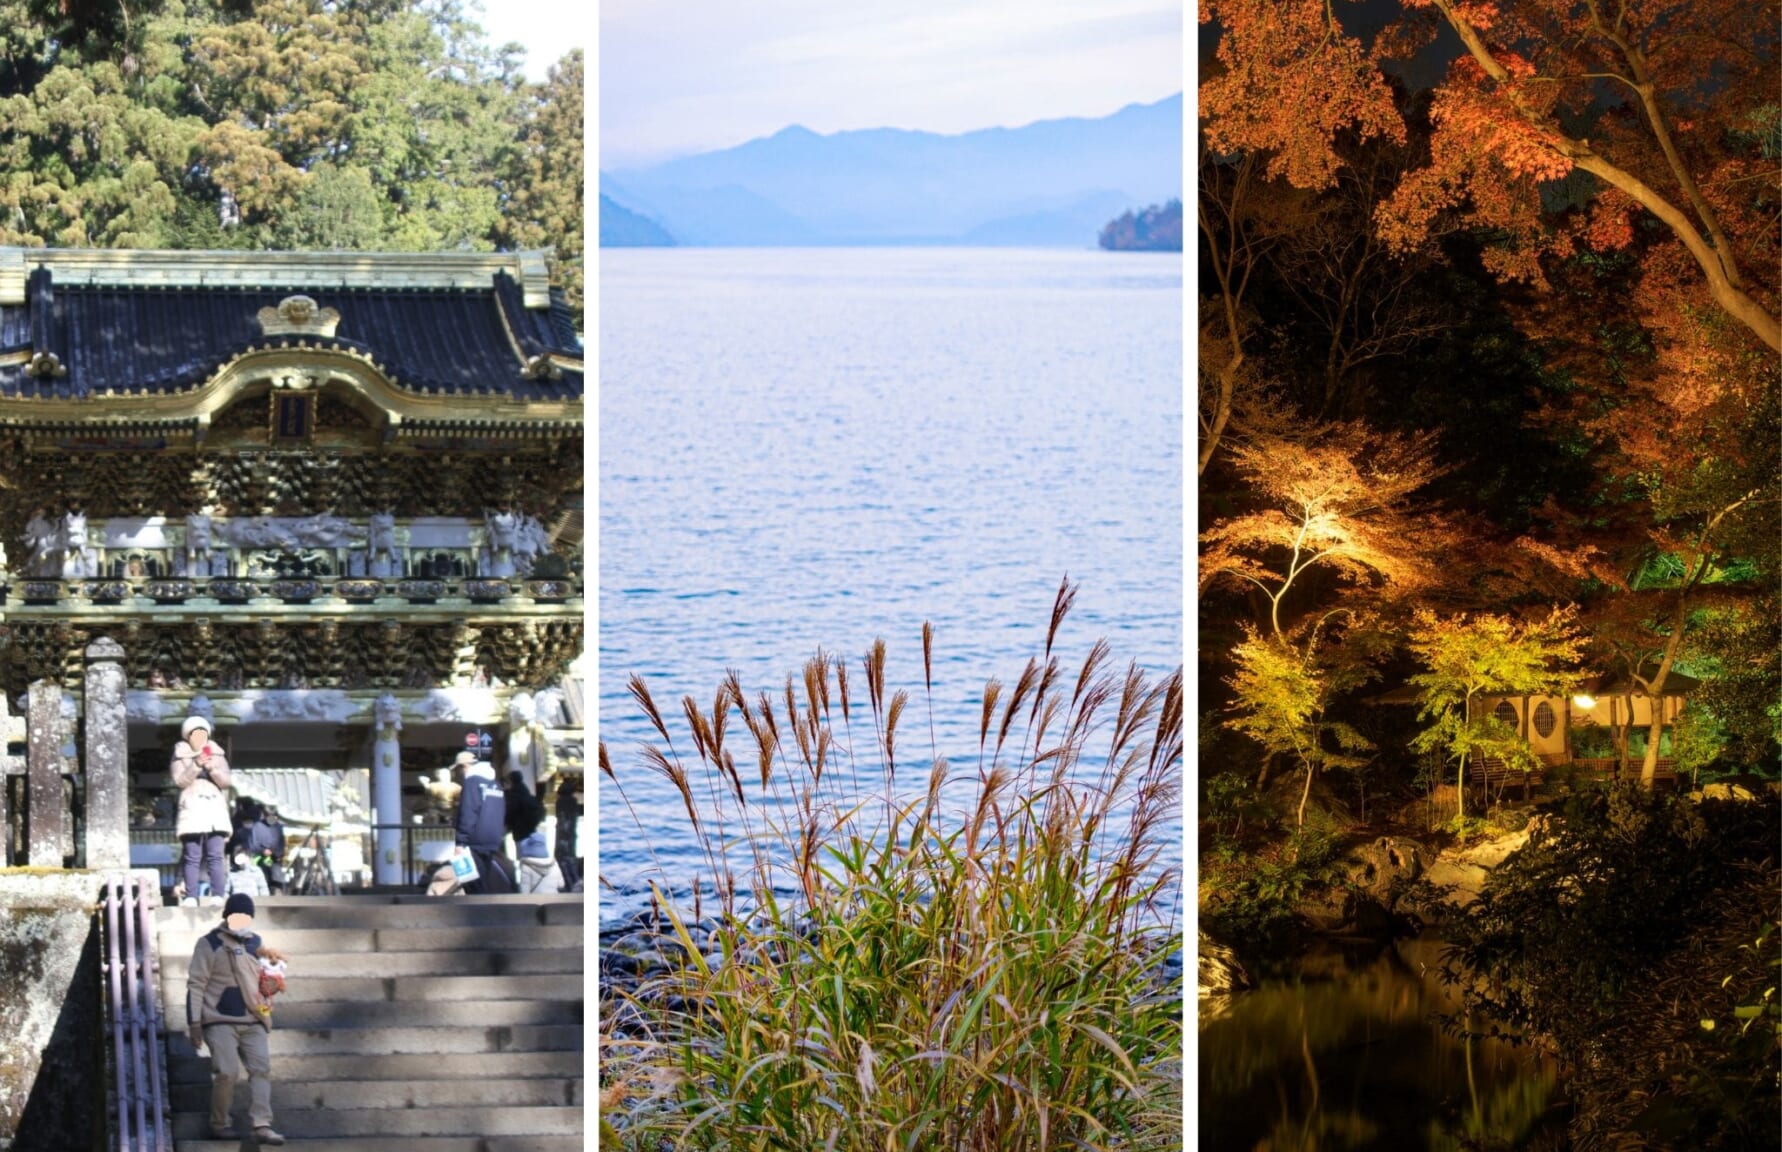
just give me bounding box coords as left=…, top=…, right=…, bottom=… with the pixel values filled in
left=598, top=248, right=1183, bottom=923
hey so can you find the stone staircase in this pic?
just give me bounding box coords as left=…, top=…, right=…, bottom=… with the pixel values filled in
left=155, top=895, right=583, bottom=1151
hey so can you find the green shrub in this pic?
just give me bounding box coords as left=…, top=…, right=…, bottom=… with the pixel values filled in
left=1438, top=787, right=1781, bottom=1147
left=1200, top=816, right=1342, bottom=958
left=601, top=591, right=1184, bottom=1150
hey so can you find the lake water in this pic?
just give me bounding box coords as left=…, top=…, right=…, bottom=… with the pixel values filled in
left=598, top=248, right=1183, bottom=923
left=1201, top=937, right=1559, bottom=1151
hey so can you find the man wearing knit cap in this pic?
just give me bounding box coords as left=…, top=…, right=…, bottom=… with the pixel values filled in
left=187, top=892, right=286, bottom=1145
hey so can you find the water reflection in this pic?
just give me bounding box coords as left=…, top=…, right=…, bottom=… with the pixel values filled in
left=1200, top=936, right=1558, bottom=1151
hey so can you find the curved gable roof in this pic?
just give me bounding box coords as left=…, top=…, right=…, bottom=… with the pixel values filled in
left=0, top=250, right=582, bottom=405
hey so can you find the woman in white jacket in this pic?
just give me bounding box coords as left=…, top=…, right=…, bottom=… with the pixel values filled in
left=172, top=716, right=233, bottom=906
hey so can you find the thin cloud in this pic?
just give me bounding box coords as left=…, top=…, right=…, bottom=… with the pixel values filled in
left=600, top=0, right=1182, bottom=168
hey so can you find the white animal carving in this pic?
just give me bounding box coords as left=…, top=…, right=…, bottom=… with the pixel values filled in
left=375, top=691, right=403, bottom=734
left=291, top=512, right=365, bottom=548
left=60, top=512, right=99, bottom=579
left=125, top=691, right=167, bottom=726
left=367, top=511, right=397, bottom=556
left=420, top=691, right=462, bottom=723
left=533, top=687, right=568, bottom=727
left=482, top=508, right=519, bottom=578
left=23, top=512, right=59, bottom=577
left=221, top=517, right=296, bottom=550
left=185, top=512, right=213, bottom=557
left=246, top=690, right=352, bottom=723
left=512, top=515, right=552, bottom=574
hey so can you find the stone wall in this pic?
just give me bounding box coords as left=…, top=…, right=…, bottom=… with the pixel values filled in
left=0, top=871, right=108, bottom=1152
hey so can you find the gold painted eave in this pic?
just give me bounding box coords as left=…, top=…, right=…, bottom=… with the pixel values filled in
left=0, top=347, right=581, bottom=430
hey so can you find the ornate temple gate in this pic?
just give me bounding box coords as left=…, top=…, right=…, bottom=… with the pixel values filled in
left=0, top=246, right=585, bottom=891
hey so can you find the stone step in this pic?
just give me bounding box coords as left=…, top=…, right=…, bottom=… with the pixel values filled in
left=161, top=948, right=580, bottom=979
left=173, top=1105, right=582, bottom=1140
left=164, top=974, right=578, bottom=1004
left=166, top=1025, right=581, bottom=1059
left=167, top=1050, right=582, bottom=1086
left=156, top=925, right=583, bottom=955
left=155, top=897, right=582, bottom=932
left=170, top=1076, right=583, bottom=1114
left=169, top=997, right=581, bottom=1031
left=175, top=1135, right=585, bottom=1152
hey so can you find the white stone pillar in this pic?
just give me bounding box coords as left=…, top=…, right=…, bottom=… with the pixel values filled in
left=372, top=693, right=403, bottom=885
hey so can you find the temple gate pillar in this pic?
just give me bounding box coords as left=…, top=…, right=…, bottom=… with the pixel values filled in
left=372, top=694, right=403, bottom=885
left=82, top=637, right=130, bottom=870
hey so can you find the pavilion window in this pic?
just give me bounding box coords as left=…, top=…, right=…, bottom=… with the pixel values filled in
left=1532, top=701, right=1556, bottom=739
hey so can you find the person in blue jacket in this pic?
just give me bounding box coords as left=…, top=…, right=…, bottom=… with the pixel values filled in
left=453, top=756, right=513, bottom=893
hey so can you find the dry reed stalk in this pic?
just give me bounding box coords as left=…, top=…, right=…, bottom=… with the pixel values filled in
left=885, top=690, right=908, bottom=776
left=1073, top=639, right=1113, bottom=708
left=629, top=674, right=672, bottom=744
left=642, top=745, right=698, bottom=832
left=710, top=686, right=730, bottom=762
left=996, top=657, right=1041, bottom=763
left=1045, top=576, right=1078, bottom=660
left=978, top=679, right=1003, bottom=773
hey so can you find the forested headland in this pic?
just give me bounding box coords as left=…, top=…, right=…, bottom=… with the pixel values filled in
left=1099, top=199, right=1183, bottom=251
left=0, top=0, right=582, bottom=327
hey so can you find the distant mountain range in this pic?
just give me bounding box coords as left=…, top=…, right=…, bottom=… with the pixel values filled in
left=599, top=94, right=1182, bottom=248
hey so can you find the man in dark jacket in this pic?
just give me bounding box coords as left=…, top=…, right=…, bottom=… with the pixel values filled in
left=247, top=805, right=286, bottom=893
left=454, top=758, right=512, bottom=894
left=554, top=777, right=581, bottom=891
left=187, top=893, right=285, bottom=1145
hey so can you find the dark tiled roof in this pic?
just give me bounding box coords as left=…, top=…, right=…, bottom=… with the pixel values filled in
left=0, top=270, right=582, bottom=402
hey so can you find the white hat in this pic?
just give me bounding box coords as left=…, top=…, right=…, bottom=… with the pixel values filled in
left=453, top=750, right=476, bottom=767
left=181, top=716, right=212, bottom=740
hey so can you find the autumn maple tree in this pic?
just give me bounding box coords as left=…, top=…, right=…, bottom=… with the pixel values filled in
left=1207, top=423, right=1452, bottom=821
left=1200, top=0, right=1781, bottom=354
left=1200, top=422, right=1450, bottom=632
left=1407, top=607, right=1585, bottom=817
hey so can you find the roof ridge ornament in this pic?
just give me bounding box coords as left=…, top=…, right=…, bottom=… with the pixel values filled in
left=521, top=354, right=562, bottom=382
left=25, top=351, right=66, bottom=379
left=257, top=294, right=341, bottom=338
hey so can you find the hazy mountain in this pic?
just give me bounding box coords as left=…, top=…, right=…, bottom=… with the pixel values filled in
left=598, top=194, right=676, bottom=247
left=600, top=94, right=1181, bottom=247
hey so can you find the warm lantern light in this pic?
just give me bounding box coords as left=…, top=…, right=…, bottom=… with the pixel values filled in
left=1572, top=694, right=1597, bottom=710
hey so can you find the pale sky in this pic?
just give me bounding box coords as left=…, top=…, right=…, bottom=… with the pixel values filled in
left=599, top=0, right=1184, bottom=170
left=473, top=0, right=589, bottom=82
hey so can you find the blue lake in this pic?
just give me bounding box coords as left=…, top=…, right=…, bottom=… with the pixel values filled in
left=598, top=247, right=1184, bottom=925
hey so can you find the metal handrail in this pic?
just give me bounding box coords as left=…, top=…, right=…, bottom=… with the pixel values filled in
left=104, top=875, right=169, bottom=1152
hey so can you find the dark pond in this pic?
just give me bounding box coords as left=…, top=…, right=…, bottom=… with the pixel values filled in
left=1200, top=935, right=1561, bottom=1152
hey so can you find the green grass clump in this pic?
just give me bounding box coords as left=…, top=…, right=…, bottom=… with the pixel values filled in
left=600, top=582, right=1184, bottom=1150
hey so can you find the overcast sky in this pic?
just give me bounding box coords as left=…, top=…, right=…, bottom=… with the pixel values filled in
left=599, top=0, right=1183, bottom=170
left=474, top=0, right=588, bottom=82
